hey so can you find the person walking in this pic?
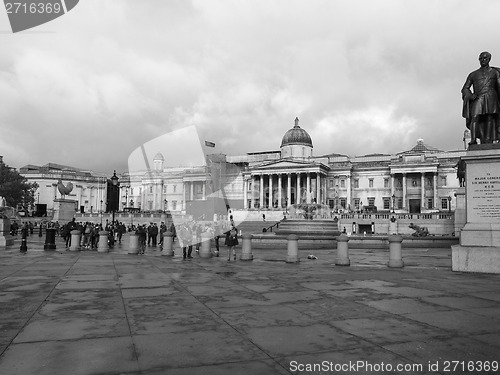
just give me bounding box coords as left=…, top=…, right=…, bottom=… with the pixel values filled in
left=179, top=223, right=193, bottom=260
left=225, top=225, right=239, bottom=261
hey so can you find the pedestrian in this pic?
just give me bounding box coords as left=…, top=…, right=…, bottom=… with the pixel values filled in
left=225, top=225, right=239, bottom=261
left=136, top=225, right=147, bottom=254
left=151, top=223, right=158, bottom=247
left=178, top=223, right=193, bottom=260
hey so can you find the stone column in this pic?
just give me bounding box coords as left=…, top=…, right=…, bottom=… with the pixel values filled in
left=128, top=234, right=139, bottom=254
left=268, top=174, right=273, bottom=209
left=190, top=182, right=194, bottom=202
left=346, top=174, right=351, bottom=210
left=391, top=173, right=395, bottom=197
left=182, top=183, right=186, bottom=210
left=251, top=175, right=255, bottom=209
left=153, top=183, right=158, bottom=210
left=433, top=173, right=438, bottom=209
left=243, top=179, right=248, bottom=209
left=297, top=173, right=301, bottom=203
left=278, top=174, right=282, bottom=208
left=259, top=174, right=264, bottom=209
left=421, top=173, right=425, bottom=210
left=202, top=182, right=206, bottom=200
left=306, top=172, right=311, bottom=203
left=287, top=173, right=291, bottom=206
left=402, top=173, right=407, bottom=211
left=317, top=174, right=321, bottom=203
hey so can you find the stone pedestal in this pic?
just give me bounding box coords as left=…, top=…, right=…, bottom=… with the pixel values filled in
left=0, top=217, right=14, bottom=247
left=335, top=234, right=350, bottom=266
left=53, top=199, right=77, bottom=223
left=240, top=234, right=254, bottom=261
left=97, top=231, right=109, bottom=253
left=388, top=234, right=404, bottom=268
left=452, top=149, right=500, bottom=274
left=44, top=228, right=56, bottom=250
left=286, top=234, right=300, bottom=263
left=199, top=232, right=213, bottom=259
left=69, top=230, right=81, bottom=251
left=161, top=232, right=174, bottom=256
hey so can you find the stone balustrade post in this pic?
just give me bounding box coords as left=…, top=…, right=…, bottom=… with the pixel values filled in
left=240, top=234, right=253, bottom=261
left=69, top=230, right=81, bottom=252
left=388, top=234, right=404, bottom=268
left=97, top=231, right=109, bottom=253
left=286, top=234, right=300, bottom=263
left=335, top=234, right=350, bottom=266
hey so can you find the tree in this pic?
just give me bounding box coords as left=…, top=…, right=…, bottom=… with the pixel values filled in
left=0, top=157, right=38, bottom=209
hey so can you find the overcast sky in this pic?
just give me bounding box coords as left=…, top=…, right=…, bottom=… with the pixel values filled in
left=1, top=0, right=499, bottom=174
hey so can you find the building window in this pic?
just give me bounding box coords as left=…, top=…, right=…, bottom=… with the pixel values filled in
left=172, top=201, right=177, bottom=210
left=148, top=201, right=153, bottom=210
left=340, top=179, right=346, bottom=188
left=130, top=188, right=134, bottom=195
left=149, top=185, right=153, bottom=193
left=353, top=179, right=359, bottom=188
left=397, top=198, right=403, bottom=209
left=383, top=197, right=390, bottom=210
left=368, top=197, right=375, bottom=206
left=195, top=184, right=202, bottom=193
left=354, top=198, right=360, bottom=210
left=412, top=178, right=418, bottom=187
left=441, top=198, right=448, bottom=210
left=173, top=185, right=177, bottom=193
left=329, top=179, right=334, bottom=189
left=441, top=176, right=447, bottom=186
left=369, top=179, right=374, bottom=188
left=384, top=178, right=389, bottom=188
left=427, top=198, right=433, bottom=209
left=340, top=198, right=346, bottom=209
left=163, top=185, right=167, bottom=193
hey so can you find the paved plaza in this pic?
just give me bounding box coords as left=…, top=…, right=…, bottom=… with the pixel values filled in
left=0, top=235, right=499, bottom=375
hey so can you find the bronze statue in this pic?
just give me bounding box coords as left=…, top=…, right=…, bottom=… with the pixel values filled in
left=454, top=158, right=466, bottom=187
left=461, top=51, right=500, bottom=145
left=409, top=223, right=429, bottom=237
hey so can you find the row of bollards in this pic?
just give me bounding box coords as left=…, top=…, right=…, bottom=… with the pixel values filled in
left=335, top=234, right=404, bottom=268
left=17, top=226, right=404, bottom=267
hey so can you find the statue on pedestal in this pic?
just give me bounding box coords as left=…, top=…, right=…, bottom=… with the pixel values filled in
left=461, top=51, right=500, bottom=145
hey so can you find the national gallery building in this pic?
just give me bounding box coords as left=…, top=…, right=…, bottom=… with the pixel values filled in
left=20, top=118, right=465, bottom=219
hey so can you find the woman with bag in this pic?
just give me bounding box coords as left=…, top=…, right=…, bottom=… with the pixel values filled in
left=225, top=225, right=239, bottom=261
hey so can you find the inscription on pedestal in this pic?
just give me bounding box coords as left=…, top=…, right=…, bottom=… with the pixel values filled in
left=466, top=163, right=500, bottom=223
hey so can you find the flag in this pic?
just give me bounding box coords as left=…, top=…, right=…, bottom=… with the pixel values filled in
left=205, top=141, right=216, bottom=148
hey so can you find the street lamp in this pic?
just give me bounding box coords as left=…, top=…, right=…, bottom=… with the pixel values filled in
left=164, top=199, right=168, bottom=213
left=391, top=194, right=396, bottom=213
left=100, top=200, right=103, bottom=225
left=110, top=171, right=119, bottom=225
left=130, top=199, right=134, bottom=226
left=447, top=195, right=452, bottom=213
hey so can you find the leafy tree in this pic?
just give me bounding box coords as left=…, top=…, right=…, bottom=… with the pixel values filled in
left=0, top=158, right=38, bottom=209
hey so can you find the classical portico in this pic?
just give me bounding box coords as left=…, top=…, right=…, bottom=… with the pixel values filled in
left=244, top=161, right=330, bottom=209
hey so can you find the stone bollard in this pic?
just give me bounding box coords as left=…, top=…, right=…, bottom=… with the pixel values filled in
left=199, top=232, right=213, bottom=258
left=161, top=231, right=174, bottom=256
left=44, top=228, right=56, bottom=251
left=98, top=231, right=109, bottom=253
left=69, top=230, right=81, bottom=252
left=128, top=234, right=139, bottom=254
left=388, top=234, right=404, bottom=268
left=335, top=234, right=350, bottom=266
left=286, top=234, right=300, bottom=263
left=240, top=234, right=254, bottom=261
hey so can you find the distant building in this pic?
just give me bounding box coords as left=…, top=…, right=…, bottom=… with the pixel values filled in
left=20, top=118, right=465, bottom=218
left=19, top=163, right=107, bottom=217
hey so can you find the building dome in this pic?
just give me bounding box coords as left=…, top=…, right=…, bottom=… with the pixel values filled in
left=153, top=152, right=165, bottom=161
left=280, top=117, right=313, bottom=148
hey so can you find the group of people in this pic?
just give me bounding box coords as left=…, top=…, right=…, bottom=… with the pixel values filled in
left=60, top=218, right=128, bottom=249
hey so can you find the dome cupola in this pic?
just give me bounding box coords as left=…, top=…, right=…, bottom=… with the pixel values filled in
left=280, top=117, right=313, bottom=159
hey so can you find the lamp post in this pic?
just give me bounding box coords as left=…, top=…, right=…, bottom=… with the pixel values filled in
left=447, top=195, right=452, bottom=213
left=110, top=171, right=119, bottom=225
left=164, top=199, right=168, bottom=213
left=130, top=199, right=134, bottom=226
left=391, top=194, right=396, bottom=213
left=100, top=200, right=103, bottom=225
